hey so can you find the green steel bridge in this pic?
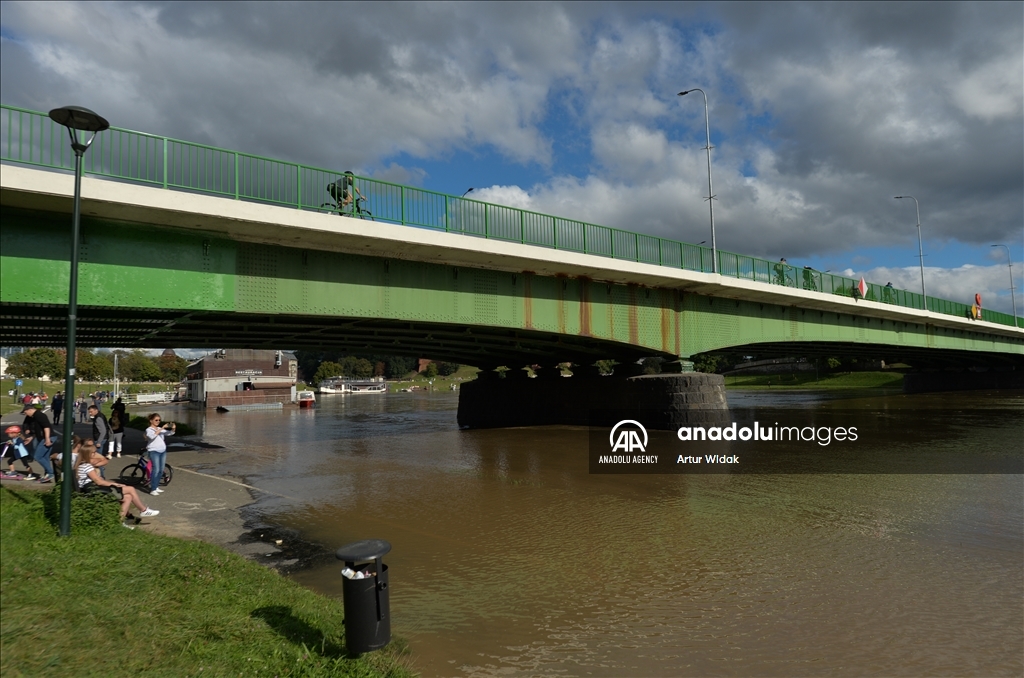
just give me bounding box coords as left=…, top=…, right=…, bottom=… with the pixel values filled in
left=2, top=104, right=1022, bottom=369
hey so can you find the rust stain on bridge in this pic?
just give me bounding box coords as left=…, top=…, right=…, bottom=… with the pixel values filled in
left=661, top=289, right=672, bottom=353
left=628, top=285, right=639, bottom=347
left=578, top=277, right=592, bottom=337
left=522, top=273, right=533, bottom=330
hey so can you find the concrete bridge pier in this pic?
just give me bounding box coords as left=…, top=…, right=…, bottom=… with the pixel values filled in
left=456, top=372, right=729, bottom=430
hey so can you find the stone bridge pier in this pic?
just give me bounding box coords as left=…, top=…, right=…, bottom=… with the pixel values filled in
left=456, top=372, right=729, bottom=430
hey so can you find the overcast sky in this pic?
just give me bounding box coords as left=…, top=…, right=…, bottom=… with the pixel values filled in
left=2, top=1, right=1021, bottom=313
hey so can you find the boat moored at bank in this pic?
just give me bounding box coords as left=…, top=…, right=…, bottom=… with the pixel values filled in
left=318, top=377, right=387, bottom=395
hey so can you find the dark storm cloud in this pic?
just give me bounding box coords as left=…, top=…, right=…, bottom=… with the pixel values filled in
left=0, top=1, right=1020, bottom=265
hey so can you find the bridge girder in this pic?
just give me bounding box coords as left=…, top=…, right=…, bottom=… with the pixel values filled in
left=2, top=206, right=1022, bottom=369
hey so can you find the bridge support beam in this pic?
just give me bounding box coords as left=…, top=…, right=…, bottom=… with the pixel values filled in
left=457, top=373, right=729, bottom=430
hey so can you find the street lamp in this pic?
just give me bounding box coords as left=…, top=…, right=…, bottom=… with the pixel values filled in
left=462, top=188, right=474, bottom=198
left=894, top=196, right=926, bottom=311
left=48, top=105, right=109, bottom=537
left=678, top=89, right=717, bottom=273
left=991, top=244, right=1018, bottom=322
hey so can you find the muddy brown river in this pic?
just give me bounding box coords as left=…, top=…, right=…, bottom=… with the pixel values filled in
left=161, top=389, right=1023, bottom=676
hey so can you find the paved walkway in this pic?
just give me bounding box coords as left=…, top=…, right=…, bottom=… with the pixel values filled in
left=1, top=412, right=294, bottom=564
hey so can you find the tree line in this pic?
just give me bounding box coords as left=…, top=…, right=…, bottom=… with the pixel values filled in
left=5, top=348, right=190, bottom=383
left=295, top=351, right=459, bottom=384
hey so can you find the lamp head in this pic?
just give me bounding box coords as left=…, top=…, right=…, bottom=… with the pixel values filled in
left=678, top=90, right=691, bottom=96
left=48, top=106, right=109, bottom=132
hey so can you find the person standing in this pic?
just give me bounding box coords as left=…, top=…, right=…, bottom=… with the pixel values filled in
left=111, top=397, right=127, bottom=425
left=89, top=405, right=110, bottom=460
left=51, top=391, right=64, bottom=426
left=78, top=397, right=89, bottom=423
left=108, top=407, right=125, bottom=458
left=21, top=403, right=55, bottom=483
left=144, top=413, right=174, bottom=496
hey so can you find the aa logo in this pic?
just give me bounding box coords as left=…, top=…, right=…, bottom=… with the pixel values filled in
left=609, top=420, right=648, bottom=453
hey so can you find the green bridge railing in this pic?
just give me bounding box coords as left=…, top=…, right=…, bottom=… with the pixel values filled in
left=2, top=104, right=1019, bottom=329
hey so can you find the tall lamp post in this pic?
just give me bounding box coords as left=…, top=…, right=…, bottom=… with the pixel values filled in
left=48, top=106, right=109, bottom=537
left=991, top=244, right=1018, bottom=323
left=678, top=89, right=718, bottom=273
left=894, top=196, right=926, bottom=311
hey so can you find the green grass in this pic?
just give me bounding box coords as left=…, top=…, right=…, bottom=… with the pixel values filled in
left=0, top=487, right=414, bottom=678
left=1, top=379, right=174, bottom=416
left=724, top=370, right=905, bottom=390
left=387, top=365, right=480, bottom=392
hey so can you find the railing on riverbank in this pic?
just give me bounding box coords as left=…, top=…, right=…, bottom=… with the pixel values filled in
left=2, top=103, right=1019, bottom=329
left=119, top=392, right=177, bottom=405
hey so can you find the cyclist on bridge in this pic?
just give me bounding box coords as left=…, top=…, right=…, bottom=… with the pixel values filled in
left=329, top=171, right=365, bottom=212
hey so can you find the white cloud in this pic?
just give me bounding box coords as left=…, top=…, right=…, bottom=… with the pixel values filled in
left=1, top=0, right=1020, bottom=294
left=850, top=264, right=1021, bottom=315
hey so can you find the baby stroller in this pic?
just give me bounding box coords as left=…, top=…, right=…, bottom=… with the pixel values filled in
left=2, top=426, right=34, bottom=479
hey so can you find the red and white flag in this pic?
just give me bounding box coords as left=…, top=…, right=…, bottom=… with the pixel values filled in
left=857, top=277, right=867, bottom=298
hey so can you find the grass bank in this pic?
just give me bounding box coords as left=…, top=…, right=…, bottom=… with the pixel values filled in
left=724, top=370, right=904, bottom=390
left=1, top=379, right=174, bottom=416
left=0, top=487, right=412, bottom=678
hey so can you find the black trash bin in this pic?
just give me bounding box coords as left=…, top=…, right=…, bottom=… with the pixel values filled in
left=336, top=539, right=391, bottom=656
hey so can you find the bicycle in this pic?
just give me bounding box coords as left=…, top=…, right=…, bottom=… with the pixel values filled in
left=118, top=450, right=173, bottom=487
left=321, top=177, right=374, bottom=220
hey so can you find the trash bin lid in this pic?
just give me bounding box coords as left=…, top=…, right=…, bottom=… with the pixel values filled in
left=336, top=539, right=391, bottom=562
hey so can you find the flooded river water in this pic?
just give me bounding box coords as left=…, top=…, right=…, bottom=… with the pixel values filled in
left=163, top=389, right=1022, bottom=676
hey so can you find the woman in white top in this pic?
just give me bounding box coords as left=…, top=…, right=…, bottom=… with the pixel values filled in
left=76, top=440, right=158, bottom=527
left=144, top=413, right=174, bottom=496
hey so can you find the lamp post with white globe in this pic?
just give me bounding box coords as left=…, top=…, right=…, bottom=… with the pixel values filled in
left=48, top=105, right=109, bottom=537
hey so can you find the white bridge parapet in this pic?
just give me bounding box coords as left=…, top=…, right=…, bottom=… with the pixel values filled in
left=2, top=164, right=1021, bottom=342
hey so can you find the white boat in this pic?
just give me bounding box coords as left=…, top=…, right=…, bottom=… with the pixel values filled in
left=318, top=377, right=387, bottom=394
left=297, top=390, right=317, bottom=408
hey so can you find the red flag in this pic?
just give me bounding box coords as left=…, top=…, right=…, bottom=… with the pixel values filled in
left=858, top=277, right=867, bottom=298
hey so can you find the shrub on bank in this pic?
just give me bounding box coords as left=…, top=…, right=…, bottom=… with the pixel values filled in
left=40, top=487, right=122, bottom=534
left=0, top=487, right=413, bottom=677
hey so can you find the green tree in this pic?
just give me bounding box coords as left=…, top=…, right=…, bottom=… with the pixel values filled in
left=314, top=361, right=344, bottom=384
left=423, top=362, right=438, bottom=379
left=691, top=353, right=737, bottom=374
left=352, top=358, right=374, bottom=379
left=77, top=349, right=114, bottom=381
left=385, top=356, right=416, bottom=379
left=7, top=348, right=64, bottom=379
left=641, top=357, right=662, bottom=375
left=120, top=350, right=162, bottom=382
left=437, top=362, right=460, bottom=376
left=158, top=354, right=189, bottom=382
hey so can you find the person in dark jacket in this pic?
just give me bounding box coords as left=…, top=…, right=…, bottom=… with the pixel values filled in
left=108, top=407, right=126, bottom=458
left=51, top=391, right=64, bottom=425
left=88, top=405, right=110, bottom=460
left=21, top=403, right=55, bottom=483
